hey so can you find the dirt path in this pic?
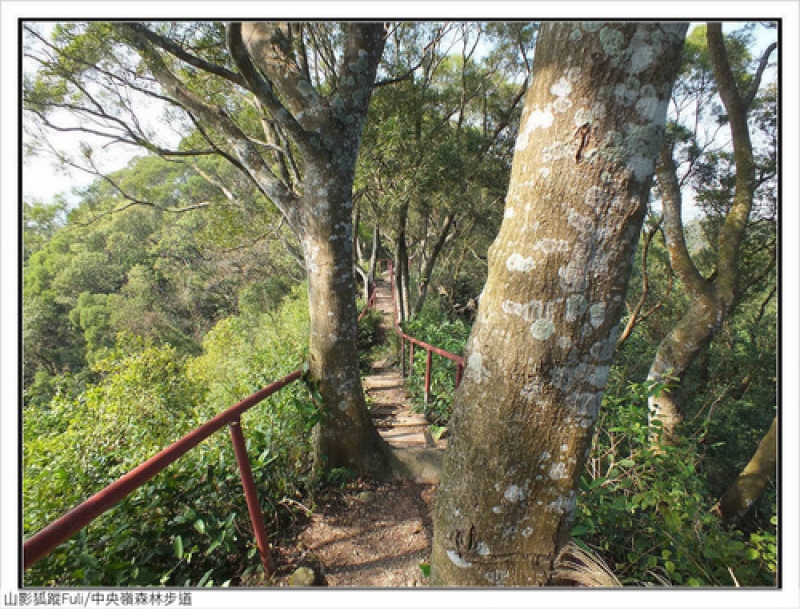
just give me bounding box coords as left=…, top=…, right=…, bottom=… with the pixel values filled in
left=295, top=479, right=436, bottom=587
left=280, top=276, right=443, bottom=587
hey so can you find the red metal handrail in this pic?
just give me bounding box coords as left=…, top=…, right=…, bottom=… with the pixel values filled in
left=386, top=259, right=465, bottom=402
left=23, top=369, right=303, bottom=573
left=23, top=257, right=454, bottom=576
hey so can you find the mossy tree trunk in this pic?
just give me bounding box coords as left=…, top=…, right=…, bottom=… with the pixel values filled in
left=430, top=21, right=687, bottom=587
left=712, top=417, right=777, bottom=524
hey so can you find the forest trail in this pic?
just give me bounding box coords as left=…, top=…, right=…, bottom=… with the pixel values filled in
left=285, top=274, right=443, bottom=587
left=365, top=275, right=442, bottom=452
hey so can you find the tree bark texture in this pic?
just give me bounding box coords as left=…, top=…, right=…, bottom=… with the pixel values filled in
left=646, top=23, right=766, bottom=444
left=713, top=417, right=777, bottom=524
left=233, top=22, right=391, bottom=474
left=430, top=22, right=687, bottom=586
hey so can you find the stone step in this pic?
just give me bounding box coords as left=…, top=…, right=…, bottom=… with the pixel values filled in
left=389, top=446, right=444, bottom=484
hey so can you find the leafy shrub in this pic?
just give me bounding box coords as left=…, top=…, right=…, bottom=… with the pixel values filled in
left=356, top=305, right=384, bottom=371
left=24, top=288, right=318, bottom=586
left=573, top=380, right=777, bottom=587
left=401, top=306, right=470, bottom=424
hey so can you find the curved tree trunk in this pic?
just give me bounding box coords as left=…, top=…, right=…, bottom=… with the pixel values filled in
left=646, top=290, right=724, bottom=442
left=646, top=23, right=773, bottom=446
left=713, top=417, right=777, bottom=524
left=430, top=22, right=687, bottom=586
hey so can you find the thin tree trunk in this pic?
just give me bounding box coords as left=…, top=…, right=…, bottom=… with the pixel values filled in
left=368, top=225, right=380, bottom=285
left=616, top=219, right=663, bottom=348
left=395, top=202, right=411, bottom=323
left=414, top=211, right=456, bottom=316
left=431, top=22, right=687, bottom=586
left=712, top=417, right=777, bottom=524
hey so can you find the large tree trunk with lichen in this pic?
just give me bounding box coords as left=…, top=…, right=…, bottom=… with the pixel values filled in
left=646, top=23, right=770, bottom=446
left=232, top=22, right=392, bottom=474
left=301, top=159, right=390, bottom=475
left=713, top=417, right=777, bottom=524
left=430, top=21, right=687, bottom=587
left=85, top=22, right=391, bottom=476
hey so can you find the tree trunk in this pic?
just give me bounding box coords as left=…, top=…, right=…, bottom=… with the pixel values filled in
left=646, top=291, right=722, bottom=442
left=430, top=21, right=687, bottom=586
left=646, top=23, right=770, bottom=445
left=79, top=22, right=391, bottom=476
left=232, top=22, right=392, bottom=474
left=414, top=211, right=456, bottom=317
left=395, top=203, right=411, bottom=323
left=712, top=417, right=777, bottom=524
left=368, top=225, right=380, bottom=286
left=299, top=141, right=392, bottom=476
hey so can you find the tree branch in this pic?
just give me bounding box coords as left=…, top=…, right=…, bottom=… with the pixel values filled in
left=744, top=42, right=777, bottom=110
left=707, top=22, right=758, bottom=302
left=226, top=22, right=313, bottom=153
left=119, top=23, right=299, bottom=229
left=123, top=23, right=246, bottom=88
left=656, top=142, right=708, bottom=297
left=617, top=218, right=662, bottom=347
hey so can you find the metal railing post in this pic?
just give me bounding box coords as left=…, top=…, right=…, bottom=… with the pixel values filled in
left=24, top=369, right=302, bottom=571
left=424, top=349, right=433, bottom=404
left=400, top=337, right=406, bottom=377
left=229, top=418, right=274, bottom=576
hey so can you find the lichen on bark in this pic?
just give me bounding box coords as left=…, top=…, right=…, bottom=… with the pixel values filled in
left=430, top=21, right=688, bottom=587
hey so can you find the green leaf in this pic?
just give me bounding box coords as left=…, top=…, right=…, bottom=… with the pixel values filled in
left=419, top=562, right=431, bottom=578
left=206, top=539, right=222, bottom=555
left=193, top=519, right=206, bottom=535
left=173, top=535, right=184, bottom=560
left=197, top=568, right=214, bottom=587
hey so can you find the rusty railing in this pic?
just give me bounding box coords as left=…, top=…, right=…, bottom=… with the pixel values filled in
left=23, top=369, right=304, bottom=574
left=24, top=263, right=457, bottom=577
left=386, top=259, right=465, bottom=402
left=24, top=274, right=385, bottom=574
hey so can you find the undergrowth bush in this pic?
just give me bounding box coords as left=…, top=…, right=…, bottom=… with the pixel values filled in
left=573, top=379, right=777, bottom=587
left=24, top=286, right=318, bottom=586
left=401, top=306, right=470, bottom=424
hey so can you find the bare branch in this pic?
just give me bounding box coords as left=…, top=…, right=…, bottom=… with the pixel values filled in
left=744, top=42, right=777, bottom=110
left=123, top=23, right=246, bottom=87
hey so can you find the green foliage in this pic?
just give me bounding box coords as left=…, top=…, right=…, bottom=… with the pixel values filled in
left=573, top=380, right=777, bottom=587
left=356, top=305, right=384, bottom=371
left=24, top=289, right=318, bottom=586
left=401, top=305, right=470, bottom=423
left=22, top=153, right=303, bottom=408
